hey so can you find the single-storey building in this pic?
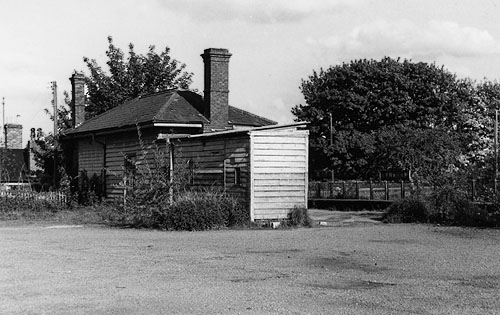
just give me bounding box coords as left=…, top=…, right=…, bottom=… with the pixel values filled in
left=62, top=47, right=309, bottom=220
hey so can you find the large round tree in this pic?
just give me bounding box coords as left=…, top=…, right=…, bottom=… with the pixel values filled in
left=292, top=57, right=484, bottom=181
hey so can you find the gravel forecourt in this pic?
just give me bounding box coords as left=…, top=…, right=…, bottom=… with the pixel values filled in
left=0, top=210, right=499, bottom=314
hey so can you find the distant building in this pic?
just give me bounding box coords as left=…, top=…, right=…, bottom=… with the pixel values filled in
left=0, top=123, right=29, bottom=187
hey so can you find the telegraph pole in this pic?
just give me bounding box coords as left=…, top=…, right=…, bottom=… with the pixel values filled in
left=2, top=97, right=4, bottom=148
left=495, top=109, right=498, bottom=196
left=51, top=82, right=58, bottom=188
left=329, top=112, right=334, bottom=182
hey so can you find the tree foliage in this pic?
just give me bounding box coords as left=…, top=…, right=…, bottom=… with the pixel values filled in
left=38, top=37, right=194, bottom=189
left=83, top=36, right=193, bottom=118
left=292, top=57, right=498, bottom=181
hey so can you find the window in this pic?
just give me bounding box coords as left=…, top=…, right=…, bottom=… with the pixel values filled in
left=234, top=167, right=241, bottom=185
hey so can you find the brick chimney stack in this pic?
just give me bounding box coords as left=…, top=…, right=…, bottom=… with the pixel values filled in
left=4, top=123, right=22, bottom=149
left=201, top=48, right=232, bottom=131
left=70, top=72, right=86, bottom=128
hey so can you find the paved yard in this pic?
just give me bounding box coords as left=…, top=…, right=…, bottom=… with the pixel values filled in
left=0, top=210, right=499, bottom=314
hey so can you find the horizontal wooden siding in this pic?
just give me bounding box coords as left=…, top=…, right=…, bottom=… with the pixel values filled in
left=174, top=135, right=250, bottom=203
left=250, top=130, right=309, bottom=220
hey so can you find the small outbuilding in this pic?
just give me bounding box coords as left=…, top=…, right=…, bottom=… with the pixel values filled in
left=165, top=122, right=309, bottom=221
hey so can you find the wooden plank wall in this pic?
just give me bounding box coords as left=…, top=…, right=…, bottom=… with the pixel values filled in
left=105, top=131, right=161, bottom=199
left=77, top=141, right=104, bottom=177
left=250, top=130, right=309, bottom=220
left=75, top=130, right=161, bottom=199
left=174, top=134, right=250, bottom=203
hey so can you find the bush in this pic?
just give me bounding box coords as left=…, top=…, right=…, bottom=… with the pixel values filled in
left=428, top=186, right=478, bottom=226
left=0, top=193, right=67, bottom=220
left=288, top=206, right=311, bottom=227
left=100, top=189, right=248, bottom=230
left=162, top=190, right=248, bottom=230
left=382, top=185, right=500, bottom=227
left=383, top=198, right=428, bottom=223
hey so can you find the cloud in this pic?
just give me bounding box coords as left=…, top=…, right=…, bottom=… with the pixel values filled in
left=311, top=19, right=500, bottom=61
left=158, top=0, right=361, bottom=24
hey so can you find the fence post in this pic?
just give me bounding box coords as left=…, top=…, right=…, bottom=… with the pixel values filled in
left=316, top=182, right=321, bottom=198
left=329, top=181, right=334, bottom=199
left=369, top=180, right=373, bottom=200
left=401, top=181, right=405, bottom=199
left=342, top=181, right=346, bottom=199
left=355, top=181, right=359, bottom=199
left=385, top=181, right=389, bottom=200
left=471, top=179, right=476, bottom=202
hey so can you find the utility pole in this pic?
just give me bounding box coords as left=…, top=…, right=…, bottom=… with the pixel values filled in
left=495, top=109, right=498, bottom=196
left=51, top=82, right=58, bottom=189
left=329, top=112, right=334, bottom=182
left=2, top=97, right=4, bottom=148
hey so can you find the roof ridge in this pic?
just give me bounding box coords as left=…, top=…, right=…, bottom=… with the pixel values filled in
left=229, top=105, right=277, bottom=125
left=152, top=91, right=178, bottom=121
left=138, top=88, right=177, bottom=99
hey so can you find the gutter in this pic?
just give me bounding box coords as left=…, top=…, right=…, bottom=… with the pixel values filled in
left=63, top=122, right=204, bottom=139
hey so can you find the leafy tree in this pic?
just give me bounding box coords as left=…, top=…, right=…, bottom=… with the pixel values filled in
left=292, top=57, right=482, bottom=180
left=37, top=37, right=194, bottom=189
left=29, top=133, right=59, bottom=190
left=373, top=126, right=462, bottom=184
left=83, top=36, right=193, bottom=118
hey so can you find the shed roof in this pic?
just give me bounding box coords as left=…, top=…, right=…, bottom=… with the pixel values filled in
left=162, top=122, right=309, bottom=141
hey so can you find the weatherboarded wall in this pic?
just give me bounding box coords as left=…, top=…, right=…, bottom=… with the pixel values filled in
left=173, top=134, right=250, bottom=203
left=77, top=141, right=104, bottom=177
left=173, top=127, right=309, bottom=221
left=250, top=130, right=309, bottom=220
left=75, top=129, right=161, bottom=199
left=73, top=125, right=309, bottom=220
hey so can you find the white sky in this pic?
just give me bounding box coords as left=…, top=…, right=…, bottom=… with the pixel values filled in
left=1, top=0, right=500, bottom=146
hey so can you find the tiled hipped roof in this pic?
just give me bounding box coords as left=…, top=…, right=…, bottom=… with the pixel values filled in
left=65, top=90, right=276, bottom=136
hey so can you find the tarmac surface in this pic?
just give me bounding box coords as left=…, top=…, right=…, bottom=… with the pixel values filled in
left=1, top=210, right=499, bottom=314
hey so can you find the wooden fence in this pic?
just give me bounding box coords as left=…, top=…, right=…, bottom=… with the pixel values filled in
left=309, top=181, right=432, bottom=201
left=0, top=190, right=67, bottom=206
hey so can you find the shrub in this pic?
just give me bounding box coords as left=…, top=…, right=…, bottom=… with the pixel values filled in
left=427, top=186, right=476, bottom=225
left=288, top=206, right=311, bottom=227
left=383, top=197, right=428, bottom=223
left=101, top=189, right=248, bottom=230
left=163, top=189, right=248, bottom=230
